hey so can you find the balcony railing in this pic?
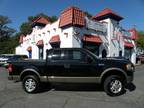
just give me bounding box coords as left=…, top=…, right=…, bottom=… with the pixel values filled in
left=85, top=17, right=107, bottom=33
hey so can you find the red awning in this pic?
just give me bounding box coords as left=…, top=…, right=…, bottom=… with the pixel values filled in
left=82, top=35, right=102, bottom=43
left=124, top=38, right=134, bottom=48
left=36, top=40, right=44, bottom=46
left=128, top=28, right=138, bottom=40
left=27, top=46, right=32, bottom=51
left=49, top=35, right=60, bottom=43
left=124, top=42, right=134, bottom=48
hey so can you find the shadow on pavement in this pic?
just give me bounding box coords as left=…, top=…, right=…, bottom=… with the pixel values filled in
left=53, top=83, right=104, bottom=92
left=38, top=83, right=136, bottom=97
left=38, top=83, right=104, bottom=93
left=126, top=83, right=136, bottom=92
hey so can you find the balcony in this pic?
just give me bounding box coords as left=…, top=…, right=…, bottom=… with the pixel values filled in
left=85, top=17, right=107, bottom=33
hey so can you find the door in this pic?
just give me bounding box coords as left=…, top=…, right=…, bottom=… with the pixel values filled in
left=65, top=49, right=98, bottom=83
left=46, top=49, right=69, bottom=82
left=38, top=46, right=43, bottom=59
left=28, top=51, right=32, bottom=58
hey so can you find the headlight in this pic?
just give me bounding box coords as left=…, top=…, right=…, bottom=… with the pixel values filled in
left=126, top=64, right=134, bottom=71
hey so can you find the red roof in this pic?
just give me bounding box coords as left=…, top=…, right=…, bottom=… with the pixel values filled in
left=128, top=28, right=138, bottom=40
left=92, top=8, right=123, bottom=21
left=124, top=42, right=134, bottom=48
left=33, top=16, right=49, bottom=25
left=19, top=34, right=25, bottom=43
left=82, top=34, right=102, bottom=43
left=49, top=35, right=60, bottom=43
left=59, top=6, right=85, bottom=27
left=27, top=46, right=32, bottom=51
left=124, top=38, right=134, bottom=48
left=36, top=40, right=44, bottom=46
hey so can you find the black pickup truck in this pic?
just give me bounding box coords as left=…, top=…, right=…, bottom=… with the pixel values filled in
left=7, top=48, right=134, bottom=96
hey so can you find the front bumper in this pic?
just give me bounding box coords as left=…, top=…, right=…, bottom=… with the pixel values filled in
left=127, top=76, right=134, bottom=83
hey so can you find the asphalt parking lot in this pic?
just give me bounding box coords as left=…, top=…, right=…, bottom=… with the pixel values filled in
left=0, top=65, right=144, bottom=108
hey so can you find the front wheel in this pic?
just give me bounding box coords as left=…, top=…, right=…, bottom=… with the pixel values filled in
left=104, top=75, right=125, bottom=96
left=22, top=75, right=40, bottom=93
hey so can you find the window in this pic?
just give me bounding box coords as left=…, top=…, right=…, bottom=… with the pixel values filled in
left=53, top=28, right=56, bottom=32
left=73, top=51, right=81, bottom=60
left=47, top=30, right=50, bottom=35
left=124, top=48, right=132, bottom=60
left=67, top=50, right=88, bottom=62
left=51, top=50, right=61, bottom=60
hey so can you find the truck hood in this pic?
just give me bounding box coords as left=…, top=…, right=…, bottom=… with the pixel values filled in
left=99, top=57, right=132, bottom=66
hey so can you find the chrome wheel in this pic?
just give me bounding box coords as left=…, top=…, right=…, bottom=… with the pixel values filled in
left=104, top=75, right=125, bottom=96
left=110, top=79, right=122, bottom=94
left=25, top=78, right=36, bottom=92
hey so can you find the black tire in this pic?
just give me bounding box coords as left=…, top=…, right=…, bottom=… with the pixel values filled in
left=22, top=75, right=40, bottom=93
left=104, top=75, right=125, bottom=96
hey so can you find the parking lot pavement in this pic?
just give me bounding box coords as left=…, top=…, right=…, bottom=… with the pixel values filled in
left=0, top=65, right=144, bottom=108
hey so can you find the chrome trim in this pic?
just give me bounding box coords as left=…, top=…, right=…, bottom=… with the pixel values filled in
left=110, top=79, right=122, bottom=94
left=40, top=76, right=48, bottom=82
left=25, top=78, right=36, bottom=92
left=48, top=76, right=100, bottom=83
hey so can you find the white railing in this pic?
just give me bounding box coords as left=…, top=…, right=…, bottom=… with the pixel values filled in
left=85, top=17, right=107, bottom=33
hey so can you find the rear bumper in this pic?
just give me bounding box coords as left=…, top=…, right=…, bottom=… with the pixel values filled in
left=8, top=75, right=20, bottom=81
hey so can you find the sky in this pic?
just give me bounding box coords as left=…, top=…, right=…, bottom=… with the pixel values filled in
left=0, top=0, right=144, bottom=32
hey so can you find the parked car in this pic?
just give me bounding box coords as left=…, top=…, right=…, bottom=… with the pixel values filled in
left=0, top=54, right=14, bottom=66
left=8, top=55, right=28, bottom=61
left=0, top=54, right=28, bottom=67
left=137, top=54, right=144, bottom=63
left=7, top=48, right=134, bottom=96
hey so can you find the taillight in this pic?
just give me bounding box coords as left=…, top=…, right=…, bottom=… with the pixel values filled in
left=7, top=64, right=13, bottom=73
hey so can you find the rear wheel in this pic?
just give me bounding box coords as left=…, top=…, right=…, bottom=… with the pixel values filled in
left=104, top=75, right=125, bottom=96
left=22, top=75, right=40, bottom=93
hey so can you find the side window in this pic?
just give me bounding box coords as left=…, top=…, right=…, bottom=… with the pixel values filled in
left=73, top=51, right=81, bottom=60
left=67, top=50, right=89, bottom=62
left=51, top=50, right=61, bottom=60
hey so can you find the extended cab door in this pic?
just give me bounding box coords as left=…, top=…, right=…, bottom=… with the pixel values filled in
left=46, top=49, right=70, bottom=82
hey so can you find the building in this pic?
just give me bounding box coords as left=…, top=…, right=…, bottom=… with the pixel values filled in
left=16, top=6, right=138, bottom=64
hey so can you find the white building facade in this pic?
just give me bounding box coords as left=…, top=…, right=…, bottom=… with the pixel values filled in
left=16, top=7, right=137, bottom=64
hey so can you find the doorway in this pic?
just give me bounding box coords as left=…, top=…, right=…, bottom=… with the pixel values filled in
left=38, top=46, right=43, bottom=59
left=102, top=49, right=107, bottom=58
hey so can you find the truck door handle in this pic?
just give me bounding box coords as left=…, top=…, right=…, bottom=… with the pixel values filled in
left=64, top=64, right=70, bottom=68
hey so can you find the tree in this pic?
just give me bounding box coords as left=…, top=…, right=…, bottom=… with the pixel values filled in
left=84, top=11, right=92, bottom=18
left=28, top=13, right=58, bottom=23
left=0, top=15, right=16, bottom=41
left=136, top=31, right=144, bottom=49
left=20, top=13, right=58, bottom=35
left=48, top=16, right=58, bottom=22
left=20, top=22, right=32, bottom=35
